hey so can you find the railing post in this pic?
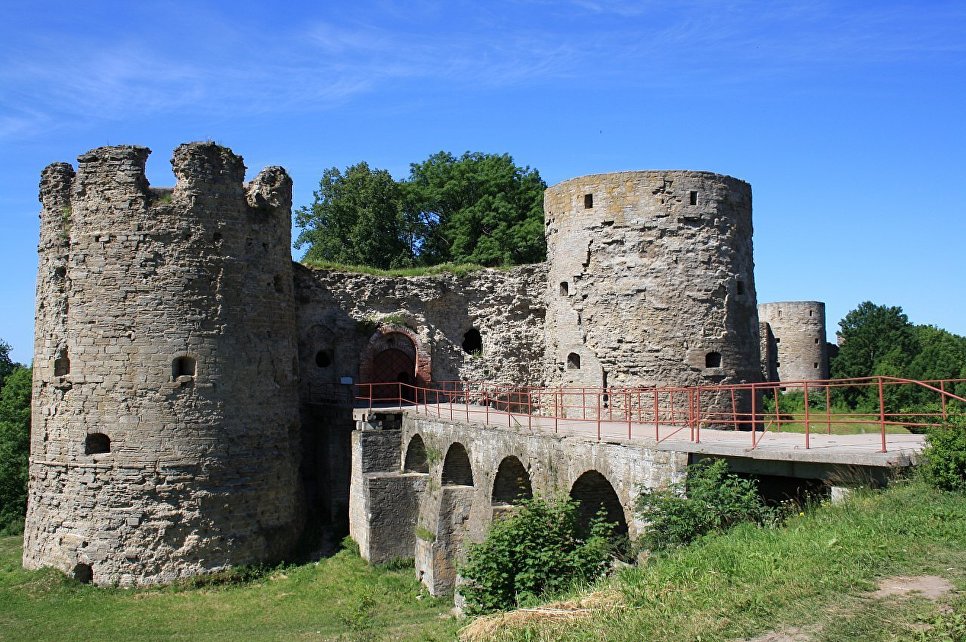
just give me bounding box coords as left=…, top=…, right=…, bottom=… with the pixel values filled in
left=751, top=384, right=758, bottom=449
left=485, top=385, right=490, bottom=425
left=730, top=387, right=738, bottom=432
left=878, top=376, right=887, bottom=452
left=774, top=388, right=781, bottom=432
left=554, top=390, right=559, bottom=434
left=804, top=380, right=810, bottom=450
left=653, top=389, right=659, bottom=441
left=940, top=380, right=948, bottom=422
left=597, top=392, right=602, bottom=442
left=826, top=384, right=832, bottom=435
left=695, top=387, right=701, bottom=444
left=627, top=391, right=632, bottom=440
left=465, top=381, right=469, bottom=422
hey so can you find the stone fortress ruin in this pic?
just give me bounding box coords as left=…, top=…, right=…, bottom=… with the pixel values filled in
left=24, top=142, right=831, bottom=587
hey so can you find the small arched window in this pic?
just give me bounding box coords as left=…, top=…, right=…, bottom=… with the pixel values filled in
left=54, top=350, right=70, bottom=376
left=172, top=356, right=196, bottom=379
left=567, top=353, right=581, bottom=370
left=705, top=352, right=722, bottom=368
left=85, top=433, right=110, bottom=455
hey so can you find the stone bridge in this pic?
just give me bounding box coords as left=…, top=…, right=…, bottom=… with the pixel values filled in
left=348, top=408, right=922, bottom=597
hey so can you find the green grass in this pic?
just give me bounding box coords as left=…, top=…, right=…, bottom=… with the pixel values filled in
left=5, top=483, right=963, bottom=642
left=0, top=541, right=459, bottom=642
left=479, top=480, right=966, bottom=641
left=760, top=417, right=912, bottom=435
left=300, top=259, right=500, bottom=277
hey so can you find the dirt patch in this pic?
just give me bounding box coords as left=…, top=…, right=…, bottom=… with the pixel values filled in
left=459, top=590, right=624, bottom=641
left=873, top=575, right=956, bottom=600
left=743, top=627, right=810, bottom=642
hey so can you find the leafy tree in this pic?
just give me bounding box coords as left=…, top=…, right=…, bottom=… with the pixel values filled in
left=830, top=302, right=919, bottom=410
left=295, top=162, right=417, bottom=270
left=458, top=496, right=616, bottom=614
left=831, top=302, right=918, bottom=381
left=295, top=151, right=546, bottom=269
left=0, top=366, right=31, bottom=533
left=0, top=340, right=17, bottom=391
left=405, top=151, right=546, bottom=266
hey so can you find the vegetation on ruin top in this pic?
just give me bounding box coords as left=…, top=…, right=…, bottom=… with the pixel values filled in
left=300, top=258, right=501, bottom=278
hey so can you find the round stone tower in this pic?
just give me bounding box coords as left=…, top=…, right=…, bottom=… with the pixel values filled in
left=758, top=301, right=829, bottom=382
left=543, top=171, right=761, bottom=415
left=24, top=143, right=303, bottom=586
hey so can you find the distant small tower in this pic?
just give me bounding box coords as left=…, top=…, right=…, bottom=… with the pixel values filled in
left=24, top=143, right=303, bottom=586
left=758, top=301, right=829, bottom=382
left=543, top=171, right=761, bottom=417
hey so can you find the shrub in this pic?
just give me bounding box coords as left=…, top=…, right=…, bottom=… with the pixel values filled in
left=458, top=496, right=616, bottom=614
left=919, top=417, right=966, bottom=492
left=636, top=459, right=770, bottom=551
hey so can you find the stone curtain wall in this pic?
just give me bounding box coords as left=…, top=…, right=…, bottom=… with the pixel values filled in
left=24, top=144, right=303, bottom=586
left=294, top=263, right=548, bottom=401
left=543, top=171, right=761, bottom=418
left=758, top=301, right=829, bottom=382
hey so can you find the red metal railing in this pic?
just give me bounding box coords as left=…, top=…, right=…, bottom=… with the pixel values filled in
left=310, top=377, right=966, bottom=452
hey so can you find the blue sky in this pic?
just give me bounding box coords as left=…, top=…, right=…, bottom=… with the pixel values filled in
left=2, top=0, right=964, bottom=364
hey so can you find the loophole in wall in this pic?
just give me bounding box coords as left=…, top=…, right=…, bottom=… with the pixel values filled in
left=84, top=433, right=110, bottom=455
left=705, top=352, right=722, bottom=368
left=72, top=563, right=93, bottom=584
left=462, top=328, right=482, bottom=354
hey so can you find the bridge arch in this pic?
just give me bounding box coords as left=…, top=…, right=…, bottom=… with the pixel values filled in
left=441, top=442, right=474, bottom=486
left=491, top=456, right=533, bottom=505
left=403, top=434, right=429, bottom=473
left=569, top=470, right=628, bottom=537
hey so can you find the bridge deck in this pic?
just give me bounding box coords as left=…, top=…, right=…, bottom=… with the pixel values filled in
left=353, top=402, right=925, bottom=468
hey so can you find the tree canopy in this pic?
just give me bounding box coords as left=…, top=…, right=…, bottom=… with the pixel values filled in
left=0, top=365, right=30, bottom=532
left=829, top=301, right=966, bottom=410
left=0, top=340, right=17, bottom=391
left=295, top=151, right=546, bottom=269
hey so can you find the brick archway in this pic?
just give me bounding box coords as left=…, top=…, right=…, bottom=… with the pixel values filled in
left=359, top=325, right=431, bottom=399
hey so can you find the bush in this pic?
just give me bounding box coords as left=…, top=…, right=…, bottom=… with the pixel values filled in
left=458, top=496, right=616, bottom=614
left=919, top=417, right=966, bottom=492
left=636, top=459, right=770, bottom=551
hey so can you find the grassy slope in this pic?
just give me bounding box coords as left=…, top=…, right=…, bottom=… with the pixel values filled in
left=0, top=543, right=459, bottom=642
left=486, top=480, right=966, bottom=641
left=3, top=483, right=963, bottom=641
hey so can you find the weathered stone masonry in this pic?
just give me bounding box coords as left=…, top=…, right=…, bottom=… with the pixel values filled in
left=26, top=144, right=303, bottom=586
left=26, top=142, right=814, bottom=586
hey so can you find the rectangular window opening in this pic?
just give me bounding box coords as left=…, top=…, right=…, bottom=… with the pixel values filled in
left=689, top=190, right=698, bottom=205
left=584, top=193, right=593, bottom=209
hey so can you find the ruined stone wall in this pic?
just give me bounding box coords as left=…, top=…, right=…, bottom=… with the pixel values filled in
left=348, top=412, right=687, bottom=596
left=544, top=172, right=761, bottom=416
left=293, top=263, right=548, bottom=400
left=758, top=301, right=829, bottom=382
left=24, top=143, right=303, bottom=586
